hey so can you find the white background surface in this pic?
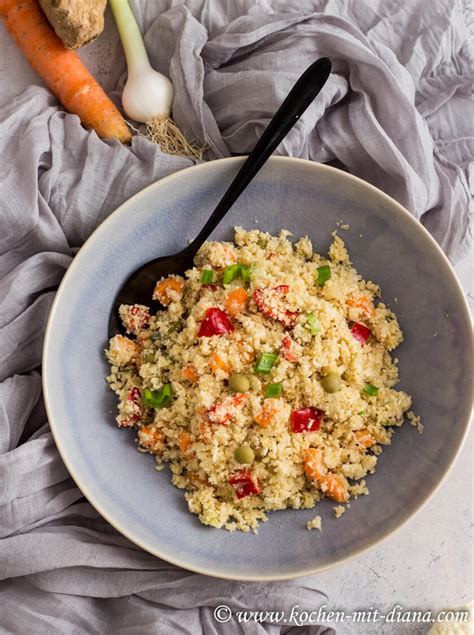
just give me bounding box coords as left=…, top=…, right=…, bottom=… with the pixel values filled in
left=1, top=11, right=472, bottom=634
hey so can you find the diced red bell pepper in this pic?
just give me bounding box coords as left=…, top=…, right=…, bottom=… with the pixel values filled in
left=351, top=322, right=372, bottom=345
left=281, top=335, right=299, bottom=362
left=198, top=307, right=234, bottom=337
left=291, top=407, right=323, bottom=433
left=228, top=470, right=261, bottom=499
left=128, top=387, right=141, bottom=404
left=253, top=285, right=297, bottom=328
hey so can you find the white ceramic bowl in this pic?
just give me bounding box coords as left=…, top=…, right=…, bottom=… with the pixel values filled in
left=43, top=157, right=473, bottom=580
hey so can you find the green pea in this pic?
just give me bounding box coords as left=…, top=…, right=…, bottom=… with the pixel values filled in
left=229, top=373, right=250, bottom=393
left=142, top=350, right=155, bottom=363
left=234, top=444, right=255, bottom=464
left=321, top=372, right=342, bottom=393
left=167, top=321, right=181, bottom=333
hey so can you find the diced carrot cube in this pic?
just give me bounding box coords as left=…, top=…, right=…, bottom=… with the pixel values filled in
left=346, top=295, right=375, bottom=316
left=210, top=353, right=232, bottom=373
left=322, top=474, right=348, bottom=503
left=182, top=365, right=199, bottom=382
left=304, top=449, right=348, bottom=503
left=303, top=448, right=326, bottom=480
left=153, top=277, right=185, bottom=305
left=224, top=287, right=249, bottom=316
left=254, top=400, right=278, bottom=428
left=178, top=431, right=193, bottom=457
left=138, top=425, right=165, bottom=453
left=355, top=428, right=375, bottom=448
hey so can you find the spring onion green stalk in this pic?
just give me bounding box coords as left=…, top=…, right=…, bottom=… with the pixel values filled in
left=305, top=312, right=320, bottom=334
left=240, top=264, right=252, bottom=283
left=363, top=383, right=379, bottom=397
left=143, top=384, right=173, bottom=408
left=316, top=264, right=331, bottom=286
left=223, top=263, right=253, bottom=285
left=200, top=269, right=214, bottom=283
left=223, top=264, right=241, bottom=285
left=265, top=383, right=282, bottom=398
left=255, top=352, right=278, bottom=374
left=109, top=0, right=202, bottom=159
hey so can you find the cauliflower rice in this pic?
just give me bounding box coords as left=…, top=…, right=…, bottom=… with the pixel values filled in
left=106, top=228, right=416, bottom=532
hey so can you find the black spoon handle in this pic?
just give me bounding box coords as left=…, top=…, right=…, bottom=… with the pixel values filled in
left=186, top=57, right=331, bottom=257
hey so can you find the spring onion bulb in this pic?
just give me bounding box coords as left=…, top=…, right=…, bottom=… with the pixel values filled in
left=109, top=0, right=203, bottom=158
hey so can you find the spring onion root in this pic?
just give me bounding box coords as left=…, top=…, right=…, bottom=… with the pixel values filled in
left=146, top=115, right=204, bottom=160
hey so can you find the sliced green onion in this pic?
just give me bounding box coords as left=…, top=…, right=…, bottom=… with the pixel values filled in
left=223, top=264, right=241, bottom=284
left=200, top=269, right=214, bottom=283
left=223, top=263, right=253, bottom=285
left=363, top=383, right=379, bottom=397
left=240, top=264, right=253, bottom=283
left=255, top=352, right=278, bottom=374
left=357, top=410, right=367, bottom=416
left=143, top=384, right=173, bottom=409
left=316, top=264, right=331, bottom=286
left=305, top=312, right=320, bottom=334
left=265, top=382, right=282, bottom=398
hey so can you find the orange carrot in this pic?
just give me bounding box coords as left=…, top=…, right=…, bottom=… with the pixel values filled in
left=210, top=353, right=231, bottom=374
left=224, top=287, right=248, bottom=316
left=181, top=364, right=199, bottom=383
left=303, top=448, right=326, bottom=480
left=0, top=0, right=131, bottom=142
left=354, top=428, right=375, bottom=449
left=178, top=431, right=193, bottom=457
left=153, top=277, right=185, bottom=305
left=303, top=448, right=348, bottom=503
left=346, top=295, right=375, bottom=317
left=137, top=426, right=165, bottom=454
left=323, top=474, right=348, bottom=503
left=254, top=400, right=278, bottom=428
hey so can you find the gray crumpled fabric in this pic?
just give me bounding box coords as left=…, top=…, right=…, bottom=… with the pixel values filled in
left=0, top=0, right=472, bottom=632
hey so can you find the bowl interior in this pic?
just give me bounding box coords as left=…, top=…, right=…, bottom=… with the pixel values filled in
left=43, top=157, right=472, bottom=580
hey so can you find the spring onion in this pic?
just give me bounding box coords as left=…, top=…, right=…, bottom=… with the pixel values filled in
left=143, top=384, right=173, bottom=408
left=255, top=352, right=278, bottom=374
left=265, top=383, right=282, bottom=398
left=109, top=0, right=173, bottom=122
left=223, top=263, right=253, bottom=285
left=305, top=312, right=320, bottom=334
left=223, top=264, right=241, bottom=284
left=316, top=264, right=331, bottom=286
left=363, top=383, right=379, bottom=397
left=240, top=264, right=252, bottom=283
left=109, top=0, right=201, bottom=159
left=200, top=269, right=214, bottom=284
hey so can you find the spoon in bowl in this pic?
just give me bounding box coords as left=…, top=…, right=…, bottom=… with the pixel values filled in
left=109, top=57, right=331, bottom=337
